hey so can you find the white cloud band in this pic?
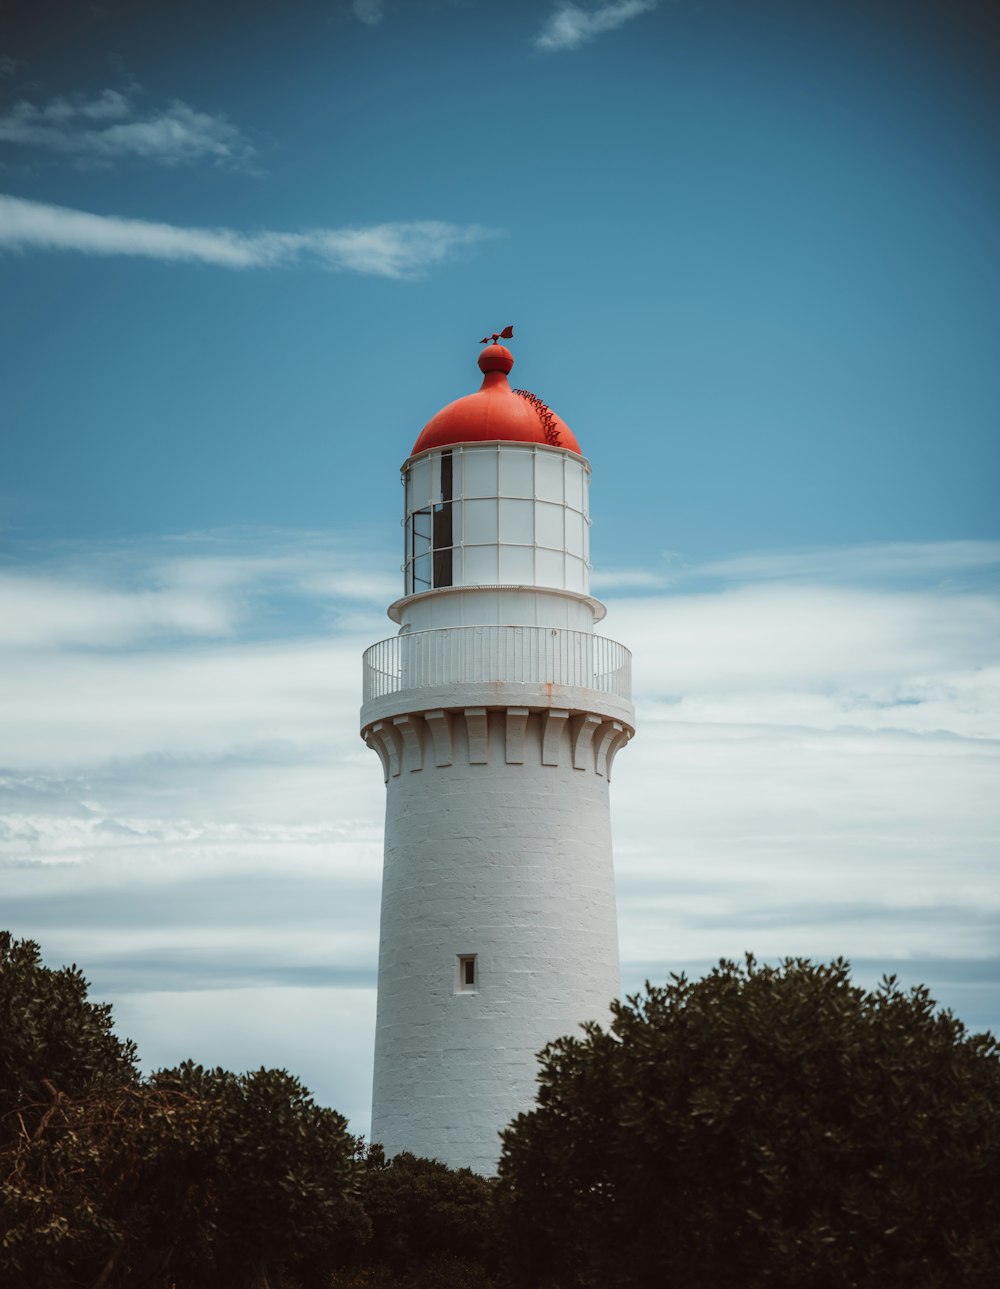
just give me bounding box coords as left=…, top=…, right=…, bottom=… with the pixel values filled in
left=0, top=90, right=254, bottom=167
left=352, top=0, right=385, bottom=25
left=0, top=194, right=498, bottom=277
left=535, top=1, right=659, bottom=52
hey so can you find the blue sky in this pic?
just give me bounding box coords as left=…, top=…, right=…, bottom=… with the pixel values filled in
left=2, top=0, right=998, bottom=1136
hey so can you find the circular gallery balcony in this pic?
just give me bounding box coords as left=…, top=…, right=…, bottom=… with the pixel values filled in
left=360, top=625, right=633, bottom=728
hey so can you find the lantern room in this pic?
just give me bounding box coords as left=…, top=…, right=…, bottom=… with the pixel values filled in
left=402, top=443, right=591, bottom=596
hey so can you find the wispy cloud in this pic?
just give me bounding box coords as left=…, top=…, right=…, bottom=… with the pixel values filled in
left=352, top=0, right=384, bottom=25
left=535, top=0, right=659, bottom=52
left=0, top=194, right=498, bottom=278
left=590, top=567, right=669, bottom=591
left=696, top=540, right=1000, bottom=587
left=0, top=56, right=19, bottom=79
left=0, top=572, right=234, bottom=649
left=0, top=530, right=396, bottom=651
left=616, top=584, right=1000, bottom=716
left=594, top=541, right=1000, bottom=597
left=0, top=89, right=254, bottom=168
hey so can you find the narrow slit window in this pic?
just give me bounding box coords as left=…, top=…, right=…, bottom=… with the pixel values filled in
left=457, top=954, right=477, bottom=992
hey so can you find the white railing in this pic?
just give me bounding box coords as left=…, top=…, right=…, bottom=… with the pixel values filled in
left=362, top=626, right=631, bottom=704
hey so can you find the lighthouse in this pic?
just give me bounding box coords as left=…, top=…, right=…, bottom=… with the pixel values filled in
left=360, top=337, right=635, bottom=1174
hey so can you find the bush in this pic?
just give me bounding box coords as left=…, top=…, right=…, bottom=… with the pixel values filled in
left=329, top=1253, right=495, bottom=1289
left=0, top=930, right=137, bottom=1118
left=0, top=934, right=367, bottom=1289
left=2, top=1065, right=369, bottom=1289
left=348, top=1146, right=496, bottom=1284
left=497, top=956, right=1000, bottom=1288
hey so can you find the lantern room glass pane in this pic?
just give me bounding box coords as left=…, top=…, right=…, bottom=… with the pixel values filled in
left=432, top=503, right=453, bottom=588
left=565, top=556, right=585, bottom=592
left=463, top=498, right=498, bottom=544
left=535, top=547, right=564, bottom=588
left=535, top=501, right=564, bottom=550
left=565, top=510, right=584, bottom=557
left=463, top=545, right=498, bottom=583
left=408, top=458, right=431, bottom=513
left=462, top=449, right=496, bottom=498
left=449, top=501, right=461, bottom=546
left=535, top=450, right=563, bottom=502
left=499, top=498, right=533, bottom=544
left=499, top=447, right=533, bottom=497
left=411, top=510, right=432, bottom=558
left=413, top=552, right=432, bottom=590
left=565, top=459, right=584, bottom=511
left=499, top=544, right=534, bottom=584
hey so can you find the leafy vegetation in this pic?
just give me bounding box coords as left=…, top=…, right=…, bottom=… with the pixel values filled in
left=0, top=929, right=138, bottom=1111
left=496, top=955, right=1000, bottom=1288
left=346, top=1146, right=496, bottom=1283
left=4, top=935, right=998, bottom=1288
left=1, top=933, right=367, bottom=1288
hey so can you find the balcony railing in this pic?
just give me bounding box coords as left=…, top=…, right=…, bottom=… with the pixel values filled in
left=362, top=626, right=632, bottom=705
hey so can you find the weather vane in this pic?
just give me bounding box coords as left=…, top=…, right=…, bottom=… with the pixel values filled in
left=480, top=325, right=514, bottom=345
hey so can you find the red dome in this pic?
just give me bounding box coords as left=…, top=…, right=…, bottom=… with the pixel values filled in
left=411, top=345, right=582, bottom=456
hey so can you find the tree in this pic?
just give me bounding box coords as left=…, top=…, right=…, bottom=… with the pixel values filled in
left=353, top=1145, right=495, bottom=1278
left=496, top=956, right=1000, bottom=1289
left=144, top=1062, right=368, bottom=1288
left=1, top=933, right=368, bottom=1288
left=3, top=1064, right=369, bottom=1289
left=0, top=931, right=137, bottom=1118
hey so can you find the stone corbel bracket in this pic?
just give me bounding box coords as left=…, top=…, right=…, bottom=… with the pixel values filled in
left=362, top=706, right=634, bottom=782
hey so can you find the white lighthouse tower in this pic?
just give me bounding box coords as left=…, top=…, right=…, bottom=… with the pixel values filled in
left=360, top=338, right=635, bottom=1175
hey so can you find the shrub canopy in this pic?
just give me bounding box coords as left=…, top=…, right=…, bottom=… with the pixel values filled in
left=0, top=929, right=137, bottom=1114
left=497, top=956, right=1000, bottom=1289
left=1, top=934, right=367, bottom=1289
left=357, top=1145, right=495, bottom=1274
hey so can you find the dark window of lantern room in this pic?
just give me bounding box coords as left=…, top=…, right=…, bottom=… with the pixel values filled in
left=432, top=450, right=453, bottom=587
left=412, top=508, right=433, bottom=592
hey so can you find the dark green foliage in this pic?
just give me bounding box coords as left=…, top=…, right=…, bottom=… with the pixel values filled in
left=19, top=930, right=996, bottom=1288
left=0, top=929, right=138, bottom=1115
left=0, top=932, right=498, bottom=1288
left=0, top=932, right=141, bottom=1285
left=356, top=1145, right=495, bottom=1274
left=142, top=1062, right=368, bottom=1288
left=2, top=1064, right=368, bottom=1289
left=0, top=934, right=367, bottom=1289
left=496, top=956, right=1000, bottom=1289
left=329, top=1252, right=496, bottom=1289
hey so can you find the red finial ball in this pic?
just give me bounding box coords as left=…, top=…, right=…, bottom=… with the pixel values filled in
left=478, top=344, right=514, bottom=375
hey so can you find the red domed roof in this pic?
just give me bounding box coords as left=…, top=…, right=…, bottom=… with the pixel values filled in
left=411, top=345, right=582, bottom=456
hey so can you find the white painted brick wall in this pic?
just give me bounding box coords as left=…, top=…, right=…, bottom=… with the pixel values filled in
left=370, top=707, right=624, bottom=1175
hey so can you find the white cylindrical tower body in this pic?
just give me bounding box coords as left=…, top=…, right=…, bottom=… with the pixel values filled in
left=360, top=344, right=634, bottom=1175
